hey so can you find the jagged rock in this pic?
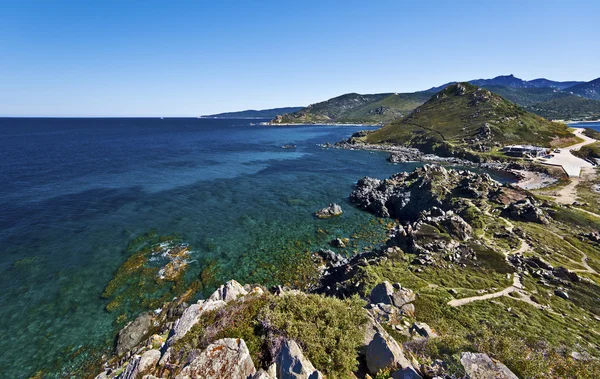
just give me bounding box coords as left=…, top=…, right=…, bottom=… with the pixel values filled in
left=460, top=352, right=518, bottom=379
left=350, top=165, right=503, bottom=221
left=583, top=231, right=600, bottom=242
left=329, top=238, right=349, bottom=248
left=314, top=203, right=343, bottom=219
left=276, top=340, right=323, bottom=379
left=166, top=300, right=226, bottom=347
left=138, top=349, right=161, bottom=373
left=554, top=288, right=569, bottom=299
left=252, top=364, right=277, bottom=379
left=504, top=198, right=549, bottom=224
left=315, top=249, right=348, bottom=268
left=362, top=314, right=388, bottom=354
left=116, top=313, right=155, bottom=356
left=208, top=279, right=248, bottom=302
left=410, top=322, right=438, bottom=339
left=369, top=281, right=395, bottom=304
left=366, top=332, right=412, bottom=375
left=177, top=338, right=256, bottom=379
left=387, top=149, right=423, bottom=163
left=369, top=281, right=416, bottom=316
left=553, top=267, right=579, bottom=282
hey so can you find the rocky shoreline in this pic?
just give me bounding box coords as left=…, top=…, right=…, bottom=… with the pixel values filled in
left=321, top=130, right=560, bottom=190
left=89, top=164, right=600, bottom=379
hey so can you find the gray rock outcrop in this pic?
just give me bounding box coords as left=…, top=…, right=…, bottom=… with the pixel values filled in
left=460, top=352, right=518, bottom=379
left=208, top=279, right=248, bottom=302
left=314, top=203, right=343, bottom=219
left=177, top=338, right=256, bottom=379
left=116, top=313, right=155, bottom=356
left=276, top=340, right=323, bottom=379
left=166, top=300, right=226, bottom=347
left=365, top=332, right=411, bottom=375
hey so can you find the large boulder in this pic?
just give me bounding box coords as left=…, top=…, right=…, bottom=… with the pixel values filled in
left=177, top=338, right=256, bottom=379
left=504, top=198, right=549, bottom=224
left=116, top=312, right=155, bottom=356
left=369, top=281, right=395, bottom=304
left=460, top=352, right=518, bottom=379
left=369, top=282, right=416, bottom=316
left=365, top=332, right=411, bottom=375
left=208, top=280, right=248, bottom=302
left=314, top=203, right=343, bottom=219
left=276, top=340, right=323, bottom=379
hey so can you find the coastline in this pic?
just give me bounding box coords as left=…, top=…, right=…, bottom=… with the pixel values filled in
left=260, top=121, right=383, bottom=127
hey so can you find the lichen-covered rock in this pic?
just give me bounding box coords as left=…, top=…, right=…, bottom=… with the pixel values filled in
left=165, top=300, right=226, bottom=347
left=251, top=364, right=277, bottom=379
left=116, top=312, right=155, bottom=356
left=177, top=338, right=256, bottom=379
left=314, top=203, right=343, bottom=219
left=365, top=332, right=411, bottom=375
left=208, top=280, right=248, bottom=302
left=460, top=352, right=518, bottom=379
left=276, top=340, right=323, bottom=379
left=138, top=349, right=161, bottom=373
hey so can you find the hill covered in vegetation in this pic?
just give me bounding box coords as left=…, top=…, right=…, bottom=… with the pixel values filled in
left=202, top=107, right=304, bottom=119
left=365, top=83, right=575, bottom=156
left=272, top=92, right=433, bottom=125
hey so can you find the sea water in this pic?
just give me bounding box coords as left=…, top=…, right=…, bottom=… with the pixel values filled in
left=0, top=118, right=513, bottom=377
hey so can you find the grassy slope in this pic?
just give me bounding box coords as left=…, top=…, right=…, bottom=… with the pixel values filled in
left=366, top=82, right=574, bottom=152
left=277, top=92, right=431, bottom=124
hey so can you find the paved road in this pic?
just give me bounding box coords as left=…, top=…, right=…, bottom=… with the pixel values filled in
left=538, top=128, right=596, bottom=177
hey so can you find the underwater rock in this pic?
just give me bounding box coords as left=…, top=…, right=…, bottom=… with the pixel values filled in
left=314, top=203, right=343, bottom=219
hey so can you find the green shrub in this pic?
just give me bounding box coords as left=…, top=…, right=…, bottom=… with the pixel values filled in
left=261, top=294, right=368, bottom=378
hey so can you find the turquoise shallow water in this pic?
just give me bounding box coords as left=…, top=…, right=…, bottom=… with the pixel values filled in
left=0, top=118, right=512, bottom=377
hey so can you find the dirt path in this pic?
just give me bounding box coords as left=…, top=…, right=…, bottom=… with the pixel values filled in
left=539, top=128, right=596, bottom=178
left=542, top=228, right=599, bottom=275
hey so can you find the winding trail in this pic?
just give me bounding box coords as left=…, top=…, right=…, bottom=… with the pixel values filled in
left=448, top=213, right=543, bottom=308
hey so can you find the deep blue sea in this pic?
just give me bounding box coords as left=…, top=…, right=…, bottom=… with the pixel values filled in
left=0, top=118, right=514, bottom=378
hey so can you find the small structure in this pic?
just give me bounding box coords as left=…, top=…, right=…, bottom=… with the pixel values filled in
left=501, top=145, right=547, bottom=158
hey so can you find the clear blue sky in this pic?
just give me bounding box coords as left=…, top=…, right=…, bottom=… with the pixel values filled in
left=1, top=0, right=598, bottom=117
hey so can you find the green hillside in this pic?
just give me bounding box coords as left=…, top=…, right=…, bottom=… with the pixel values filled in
left=273, top=92, right=431, bottom=124
left=526, top=96, right=600, bottom=121
left=366, top=83, right=575, bottom=155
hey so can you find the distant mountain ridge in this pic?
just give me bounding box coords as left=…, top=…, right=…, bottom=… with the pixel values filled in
left=565, top=78, right=600, bottom=100
left=201, top=107, right=304, bottom=119
left=427, top=74, right=584, bottom=92
left=272, top=75, right=600, bottom=124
